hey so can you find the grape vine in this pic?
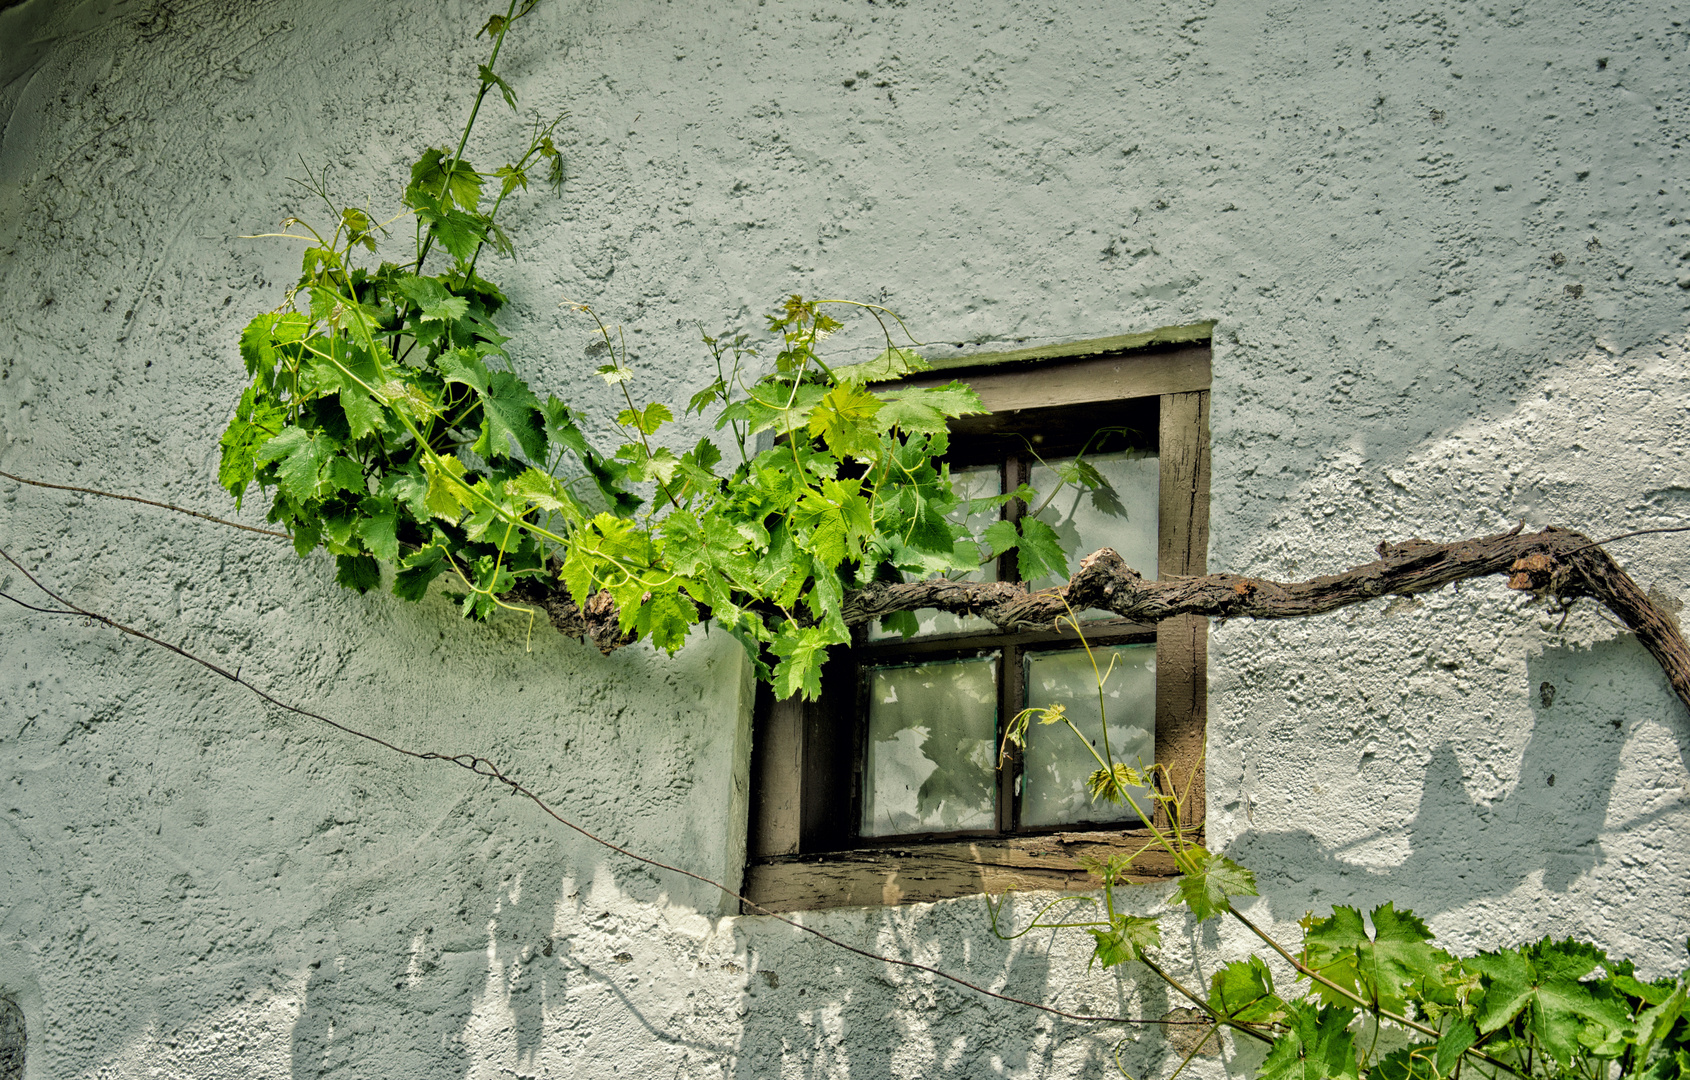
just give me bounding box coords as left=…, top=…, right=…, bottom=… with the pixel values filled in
left=216, top=0, right=1070, bottom=698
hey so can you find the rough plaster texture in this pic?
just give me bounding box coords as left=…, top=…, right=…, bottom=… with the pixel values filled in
left=1, top=0, right=1688, bottom=1076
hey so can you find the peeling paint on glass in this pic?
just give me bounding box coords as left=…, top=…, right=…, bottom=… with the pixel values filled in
left=1021, top=644, right=1156, bottom=827
left=1027, top=449, right=1159, bottom=602
left=860, top=654, right=999, bottom=837
left=869, top=464, right=1001, bottom=639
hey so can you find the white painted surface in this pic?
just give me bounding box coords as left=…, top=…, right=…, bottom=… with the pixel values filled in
left=1, top=0, right=1686, bottom=1076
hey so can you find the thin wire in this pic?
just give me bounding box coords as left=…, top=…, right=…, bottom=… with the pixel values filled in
left=1572, top=524, right=1690, bottom=554
left=0, top=543, right=1202, bottom=1031
left=0, top=470, right=291, bottom=540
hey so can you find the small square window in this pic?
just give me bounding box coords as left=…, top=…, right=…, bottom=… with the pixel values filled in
left=744, top=326, right=1212, bottom=912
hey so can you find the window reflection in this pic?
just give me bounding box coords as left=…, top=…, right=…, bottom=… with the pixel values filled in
left=860, top=655, right=999, bottom=837
left=1028, top=449, right=1159, bottom=594
left=1020, top=644, right=1155, bottom=827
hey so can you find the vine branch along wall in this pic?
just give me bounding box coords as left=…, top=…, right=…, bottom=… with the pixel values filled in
left=509, top=524, right=1690, bottom=715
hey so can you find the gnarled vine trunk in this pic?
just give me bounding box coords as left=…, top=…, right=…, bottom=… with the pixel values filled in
left=520, top=525, right=1690, bottom=715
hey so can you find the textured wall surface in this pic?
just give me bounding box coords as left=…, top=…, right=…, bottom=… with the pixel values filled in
left=2, top=0, right=1688, bottom=1076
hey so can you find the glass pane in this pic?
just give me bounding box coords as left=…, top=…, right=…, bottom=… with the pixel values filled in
left=1027, top=450, right=1159, bottom=601
left=1020, top=645, right=1155, bottom=827
left=870, top=465, right=1001, bottom=640
left=860, top=655, right=999, bottom=837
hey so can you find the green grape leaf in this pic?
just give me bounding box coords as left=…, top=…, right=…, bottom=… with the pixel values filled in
left=355, top=497, right=400, bottom=561
left=320, top=508, right=357, bottom=551
left=1636, top=983, right=1686, bottom=1063
left=686, top=376, right=728, bottom=417
left=876, top=381, right=985, bottom=434
left=335, top=553, right=382, bottom=593
left=510, top=467, right=569, bottom=513
left=423, top=454, right=473, bottom=520
left=495, top=163, right=527, bottom=199
left=392, top=545, right=446, bottom=601
left=1468, top=940, right=1634, bottom=1065
left=1303, top=903, right=1447, bottom=1015
left=541, top=395, right=591, bottom=457
left=407, top=147, right=483, bottom=212
left=239, top=314, right=280, bottom=379
left=287, top=515, right=321, bottom=558
left=807, top=383, right=884, bottom=460
left=420, top=295, right=470, bottom=324
left=1373, top=1045, right=1441, bottom=1080
left=271, top=312, right=311, bottom=344
left=1087, top=914, right=1160, bottom=971
left=770, top=622, right=844, bottom=701
left=478, top=63, right=517, bottom=110
left=438, top=349, right=547, bottom=461
left=1436, top=1017, right=1477, bottom=1076
left=319, top=455, right=366, bottom=497
left=635, top=588, right=698, bottom=654
left=1173, top=848, right=1258, bottom=921
left=877, top=609, right=920, bottom=639
left=380, top=465, right=431, bottom=522
left=1303, top=907, right=1366, bottom=1005
left=793, top=477, right=873, bottom=571
left=616, top=401, right=673, bottom=436
left=1260, top=1001, right=1360, bottom=1080
left=339, top=387, right=387, bottom=440
left=218, top=386, right=285, bottom=503
left=256, top=427, right=335, bottom=504
left=1615, top=975, right=1677, bottom=1008
left=1015, top=516, right=1069, bottom=581
left=1210, top=956, right=1287, bottom=1024
left=982, top=518, right=1020, bottom=559
left=830, top=345, right=931, bottom=384
left=416, top=204, right=488, bottom=263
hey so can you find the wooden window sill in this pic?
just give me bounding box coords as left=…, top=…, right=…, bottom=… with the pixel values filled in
left=742, top=828, right=1201, bottom=913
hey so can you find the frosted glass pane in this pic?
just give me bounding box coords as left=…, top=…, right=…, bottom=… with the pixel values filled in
left=1020, top=645, right=1155, bottom=827
left=861, top=655, right=999, bottom=837
left=1027, top=450, right=1159, bottom=596
left=871, top=465, right=1001, bottom=640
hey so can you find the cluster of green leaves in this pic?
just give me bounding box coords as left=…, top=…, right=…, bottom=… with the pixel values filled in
left=219, top=1, right=1093, bottom=698
left=1220, top=907, right=1689, bottom=1080
left=992, top=645, right=1687, bottom=1080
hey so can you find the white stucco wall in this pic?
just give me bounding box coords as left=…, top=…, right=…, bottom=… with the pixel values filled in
left=1, top=0, right=1687, bottom=1076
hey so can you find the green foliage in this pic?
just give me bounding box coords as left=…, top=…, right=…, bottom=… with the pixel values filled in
left=220, top=3, right=1138, bottom=700
left=992, top=630, right=1690, bottom=1080
left=1302, top=903, right=1446, bottom=1015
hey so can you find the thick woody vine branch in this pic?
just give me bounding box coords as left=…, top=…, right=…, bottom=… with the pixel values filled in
left=5, top=470, right=1685, bottom=712
left=515, top=523, right=1690, bottom=715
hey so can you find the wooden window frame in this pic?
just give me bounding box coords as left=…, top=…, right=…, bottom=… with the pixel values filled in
left=743, top=325, right=1213, bottom=913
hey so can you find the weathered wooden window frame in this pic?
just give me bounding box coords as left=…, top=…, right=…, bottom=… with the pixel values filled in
left=743, top=325, right=1213, bottom=913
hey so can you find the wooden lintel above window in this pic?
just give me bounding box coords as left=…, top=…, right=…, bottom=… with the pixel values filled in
left=898, top=342, right=1211, bottom=419
left=744, top=829, right=1204, bottom=913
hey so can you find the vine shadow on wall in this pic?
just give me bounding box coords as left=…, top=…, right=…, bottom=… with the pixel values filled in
left=1226, top=635, right=1690, bottom=922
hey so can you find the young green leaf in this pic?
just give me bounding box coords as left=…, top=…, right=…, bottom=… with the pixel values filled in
left=1372, top=1045, right=1442, bottom=1080
left=1015, top=516, right=1068, bottom=581
left=1173, top=849, right=1258, bottom=921
left=1435, top=1017, right=1477, bottom=1076
left=438, top=349, right=547, bottom=461
left=256, top=427, right=335, bottom=504
left=355, top=497, right=400, bottom=561
left=1259, top=1001, right=1360, bottom=1080
left=770, top=622, right=845, bottom=701
left=1210, top=956, right=1287, bottom=1024
left=1303, top=903, right=1448, bottom=1015
left=1087, top=915, right=1160, bottom=970
left=807, top=383, right=884, bottom=460
left=335, top=553, right=382, bottom=593
left=478, top=63, right=517, bottom=110
left=1468, top=940, right=1633, bottom=1065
